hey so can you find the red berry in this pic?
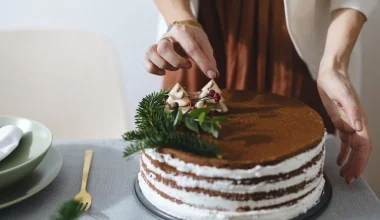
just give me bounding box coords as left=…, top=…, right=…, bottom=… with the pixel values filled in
left=208, top=89, right=215, bottom=96
left=213, top=93, right=221, bottom=102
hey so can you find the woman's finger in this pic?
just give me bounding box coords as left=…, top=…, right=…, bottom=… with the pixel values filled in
left=142, top=55, right=165, bottom=75
left=146, top=45, right=178, bottom=71
left=340, top=149, right=354, bottom=181
left=337, top=132, right=350, bottom=166
left=172, top=25, right=218, bottom=79
left=157, top=37, right=192, bottom=69
left=195, top=31, right=219, bottom=77
left=346, top=126, right=372, bottom=180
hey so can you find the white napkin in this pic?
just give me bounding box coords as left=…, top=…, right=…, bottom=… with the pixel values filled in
left=0, top=125, right=24, bottom=162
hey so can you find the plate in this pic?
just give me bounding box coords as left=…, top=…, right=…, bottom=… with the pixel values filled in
left=0, top=147, right=62, bottom=209
left=135, top=175, right=332, bottom=220
left=0, top=116, right=53, bottom=190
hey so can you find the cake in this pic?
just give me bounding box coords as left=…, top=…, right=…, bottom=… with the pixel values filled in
left=135, top=82, right=326, bottom=220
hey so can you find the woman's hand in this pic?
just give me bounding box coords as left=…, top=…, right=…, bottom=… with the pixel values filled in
left=143, top=24, right=219, bottom=78
left=317, top=67, right=372, bottom=184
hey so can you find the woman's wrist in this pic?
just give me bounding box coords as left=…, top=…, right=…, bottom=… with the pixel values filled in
left=319, top=54, right=349, bottom=77
left=166, top=10, right=196, bottom=24
left=154, top=0, right=196, bottom=25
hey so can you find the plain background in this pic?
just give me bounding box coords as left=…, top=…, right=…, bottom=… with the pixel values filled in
left=0, top=0, right=379, bottom=196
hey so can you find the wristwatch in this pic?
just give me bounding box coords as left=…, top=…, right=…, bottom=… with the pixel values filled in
left=167, top=20, right=203, bottom=32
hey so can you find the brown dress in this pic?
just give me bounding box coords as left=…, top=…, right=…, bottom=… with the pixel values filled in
left=163, top=0, right=334, bottom=133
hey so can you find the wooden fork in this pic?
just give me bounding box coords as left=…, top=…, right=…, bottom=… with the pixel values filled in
left=74, top=150, right=93, bottom=211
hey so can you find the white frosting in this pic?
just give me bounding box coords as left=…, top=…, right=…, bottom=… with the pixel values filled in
left=141, top=169, right=323, bottom=211
left=144, top=136, right=325, bottom=179
left=138, top=173, right=325, bottom=220
left=141, top=148, right=324, bottom=193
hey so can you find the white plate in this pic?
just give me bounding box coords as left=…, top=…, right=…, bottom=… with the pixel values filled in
left=0, top=147, right=62, bottom=209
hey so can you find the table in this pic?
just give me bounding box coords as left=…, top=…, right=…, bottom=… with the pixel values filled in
left=1, top=136, right=379, bottom=220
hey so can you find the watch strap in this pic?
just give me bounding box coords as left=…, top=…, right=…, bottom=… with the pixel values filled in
left=166, top=20, right=203, bottom=32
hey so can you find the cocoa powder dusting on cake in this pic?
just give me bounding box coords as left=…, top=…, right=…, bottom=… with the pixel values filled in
left=160, top=90, right=324, bottom=168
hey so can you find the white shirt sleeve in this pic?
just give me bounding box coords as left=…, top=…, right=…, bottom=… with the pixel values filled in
left=330, top=0, right=378, bottom=19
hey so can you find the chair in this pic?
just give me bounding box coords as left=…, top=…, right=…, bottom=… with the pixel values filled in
left=0, top=30, right=127, bottom=139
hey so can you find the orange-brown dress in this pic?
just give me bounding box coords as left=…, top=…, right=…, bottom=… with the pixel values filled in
left=163, top=0, right=334, bottom=133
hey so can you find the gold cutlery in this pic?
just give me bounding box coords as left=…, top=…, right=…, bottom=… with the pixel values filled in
left=74, top=150, right=93, bottom=211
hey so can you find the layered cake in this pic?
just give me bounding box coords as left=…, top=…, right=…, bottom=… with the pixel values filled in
left=136, top=81, right=326, bottom=220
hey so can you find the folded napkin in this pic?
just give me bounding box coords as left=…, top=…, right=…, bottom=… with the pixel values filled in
left=0, top=125, right=24, bottom=162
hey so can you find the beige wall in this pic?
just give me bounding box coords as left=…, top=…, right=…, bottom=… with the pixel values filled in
left=360, top=4, right=380, bottom=196
left=0, top=30, right=127, bottom=140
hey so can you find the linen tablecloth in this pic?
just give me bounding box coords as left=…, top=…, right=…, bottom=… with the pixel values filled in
left=0, top=136, right=379, bottom=220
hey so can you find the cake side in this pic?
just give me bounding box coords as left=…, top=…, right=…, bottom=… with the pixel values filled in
left=138, top=136, right=326, bottom=219
left=138, top=173, right=325, bottom=220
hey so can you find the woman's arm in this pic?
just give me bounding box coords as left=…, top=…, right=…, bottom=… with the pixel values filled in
left=320, top=8, right=366, bottom=73
left=317, top=8, right=372, bottom=184
left=154, top=0, right=195, bottom=24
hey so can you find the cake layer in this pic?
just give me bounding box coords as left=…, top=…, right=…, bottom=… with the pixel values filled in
left=143, top=137, right=324, bottom=180
left=141, top=148, right=323, bottom=193
left=138, top=173, right=325, bottom=220
left=159, top=90, right=325, bottom=169
left=139, top=138, right=325, bottom=212
left=142, top=146, right=323, bottom=186
left=140, top=172, right=323, bottom=210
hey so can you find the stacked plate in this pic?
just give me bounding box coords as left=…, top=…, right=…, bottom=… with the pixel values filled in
left=0, top=116, right=62, bottom=208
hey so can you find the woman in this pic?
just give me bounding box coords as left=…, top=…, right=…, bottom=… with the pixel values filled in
left=142, top=0, right=376, bottom=184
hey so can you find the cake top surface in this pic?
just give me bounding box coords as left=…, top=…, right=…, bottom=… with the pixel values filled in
left=160, top=90, right=325, bottom=169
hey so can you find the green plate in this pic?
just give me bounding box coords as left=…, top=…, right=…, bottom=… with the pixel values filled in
left=0, top=116, right=53, bottom=190
left=0, top=147, right=62, bottom=209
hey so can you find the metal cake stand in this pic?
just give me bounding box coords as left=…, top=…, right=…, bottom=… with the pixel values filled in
left=134, top=175, right=332, bottom=220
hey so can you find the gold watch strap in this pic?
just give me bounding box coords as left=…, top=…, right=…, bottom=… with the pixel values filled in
left=167, top=20, right=203, bottom=32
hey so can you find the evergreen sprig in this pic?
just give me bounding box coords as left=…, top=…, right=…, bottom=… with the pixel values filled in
left=134, top=89, right=171, bottom=132
left=50, top=200, right=83, bottom=220
left=123, top=89, right=226, bottom=158
left=123, top=130, right=220, bottom=158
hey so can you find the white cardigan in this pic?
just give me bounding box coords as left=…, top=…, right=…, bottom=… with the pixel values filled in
left=157, top=0, right=378, bottom=91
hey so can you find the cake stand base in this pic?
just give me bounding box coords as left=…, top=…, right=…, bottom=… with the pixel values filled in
left=134, top=175, right=332, bottom=220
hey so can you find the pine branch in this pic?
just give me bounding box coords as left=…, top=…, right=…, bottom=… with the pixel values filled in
left=134, top=90, right=170, bottom=131
left=123, top=142, right=148, bottom=157
left=123, top=130, right=221, bottom=158
left=50, top=200, right=83, bottom=220
left=124, top=89, right=225, bottom=158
